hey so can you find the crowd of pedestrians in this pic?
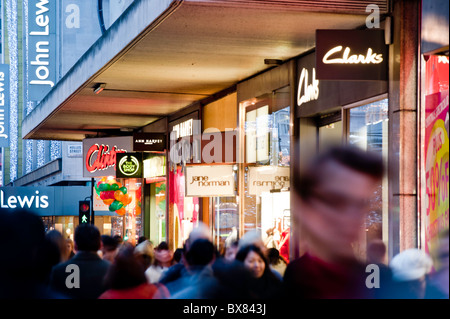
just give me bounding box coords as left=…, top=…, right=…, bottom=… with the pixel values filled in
left=0, top=146, right=448, bottom=300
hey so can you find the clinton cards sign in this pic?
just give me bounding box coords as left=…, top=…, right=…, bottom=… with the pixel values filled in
left=83, top=136, right=133, bottom=178
left=315, top=29, right=388, bottom=81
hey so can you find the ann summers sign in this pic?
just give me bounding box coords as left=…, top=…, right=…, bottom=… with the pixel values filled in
left=28, top=0, right=57, bottom=101
left=315, top=29, right=388, bottom=81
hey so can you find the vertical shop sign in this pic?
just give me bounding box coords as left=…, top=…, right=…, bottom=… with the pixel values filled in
left=424, top=89, right=449, bottom=253
left=0, top=65, right=10, bottom=148
left=28, top=0, right=57, bottom=101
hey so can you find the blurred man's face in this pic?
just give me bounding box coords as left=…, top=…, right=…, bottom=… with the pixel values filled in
left=297, top=161, right=379, bottom=261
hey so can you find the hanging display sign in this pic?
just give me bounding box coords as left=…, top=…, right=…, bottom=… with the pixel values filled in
left=315, top=29, right=388, bottom=81
left=133, top=133, right=166, bottom=152
left=185, top=165, right=235, bottom=197
left=424, top=89, right=449, bottom=254
left=0, top=64, right=10, bottom=148
left=28, top=0, right=57, bottom=101
left=82, top=136, right=133, bottom=177
left=248, top=166, right=290, bottom=196
left=144, top=155, right=166, bottom=179
left=116, top=153, right=143, bottom=178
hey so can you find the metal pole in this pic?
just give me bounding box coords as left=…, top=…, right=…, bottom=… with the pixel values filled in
left=91, top=178, right=95, bottom=225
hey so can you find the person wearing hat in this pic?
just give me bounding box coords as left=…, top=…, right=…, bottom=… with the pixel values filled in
left=388, top=248, right=433, bottom=299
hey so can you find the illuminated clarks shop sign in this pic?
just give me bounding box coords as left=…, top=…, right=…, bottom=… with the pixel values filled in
left=315, top=29, right=388, bottom=81
left=82, top=136, right=133, bottom=178
left=28, top=0, right=57, bottom=101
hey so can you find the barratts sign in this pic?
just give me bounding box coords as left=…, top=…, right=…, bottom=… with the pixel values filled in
left=0, top=64, right=10, bottom=148
left=28, top=0, right=57, bottom=101
left=248, top=166, right=290, bottom=196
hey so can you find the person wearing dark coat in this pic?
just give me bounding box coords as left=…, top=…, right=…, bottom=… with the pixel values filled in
left=49, top=224, right=110, bottom=299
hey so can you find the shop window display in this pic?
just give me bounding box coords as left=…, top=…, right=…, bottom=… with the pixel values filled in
left=347, top=98, right=389, bottom=255
left=240, top=86, right=291, bottom=260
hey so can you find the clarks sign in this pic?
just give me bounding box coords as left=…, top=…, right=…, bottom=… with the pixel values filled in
left=315, top=29, right=388, bottom=81
left=82, top=136, right=133, bottom=177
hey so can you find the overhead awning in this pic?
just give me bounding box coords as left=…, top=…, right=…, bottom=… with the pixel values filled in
left=22, top=0, right=375, bottom=141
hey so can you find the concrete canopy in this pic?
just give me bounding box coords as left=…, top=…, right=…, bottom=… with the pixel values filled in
left=22, top=0, right=371, bottom=141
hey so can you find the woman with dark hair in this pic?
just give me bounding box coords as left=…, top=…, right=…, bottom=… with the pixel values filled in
left=99, top=243, right=164, bottom=299
left=145, top=241, right=174, bottom=284
left=235, top=244, right=282, bottom=299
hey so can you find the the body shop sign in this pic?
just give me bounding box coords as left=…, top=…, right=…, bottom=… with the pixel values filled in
left=83, top=136, right=133, bottom=178
left=185, top=165, right=235, bottom=197
left=315, top=29, right=388, bottom=81
left=28, top=0, right=57, bottom=101
left=248, top=166, right=290, bottom=196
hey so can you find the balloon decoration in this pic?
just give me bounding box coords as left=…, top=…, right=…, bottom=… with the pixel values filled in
left=95, top=177, right=132, bottom=215
left=135, top=185, right=142, bottom=216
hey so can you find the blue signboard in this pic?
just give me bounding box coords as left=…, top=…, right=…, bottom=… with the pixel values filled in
left=0, top=64, right=9, bottom=148
left=28, top=0, right=57, bottom=101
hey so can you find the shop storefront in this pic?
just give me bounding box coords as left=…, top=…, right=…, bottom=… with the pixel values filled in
left=296, top=32, right=389, bottom=259
left=83, top=136, right=144, bottom=245
left=168, top=110, right=202, bottom=250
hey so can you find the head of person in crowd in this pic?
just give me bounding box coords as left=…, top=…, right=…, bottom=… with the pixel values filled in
left=238, top=229, right=266, bottom=254
left=173, top=248, right=184, bottom=264
left=113, top=234, right=123, bottom=246
left=137, top=236, right=148, bottom=245
left=46, top=229, right=68, bottom=263
left=224, top=240, right=239, bottom=262
left=101, top=235, right=119, bottom=263
left=0, top=209, right=60, bottom=298
left=389, top=248, right=433, bottom=299
left=103, top=243, right=148, bottom=291
left=292, top=146, right=384, bottom=264
left=66, top=238, right=75, bottom=259
left=184, top=238, right=216, bottom=268
left=154, top=241, right=174, bottom=268
left=75, top=224, right=102, bottom=253
left=185, top=222, right=212, bottom=252
left=235, top=244, right=269, bottom=279
left=134, top=239, right=154, bottom=269
left=367, top=239, right=387, bottom=265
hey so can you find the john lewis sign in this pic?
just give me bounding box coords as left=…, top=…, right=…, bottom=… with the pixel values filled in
left=0, top=186, right=90, bottom=216
left=0, top=65, right=10, bottom=148
left=28, top=0, right=57, bottom=101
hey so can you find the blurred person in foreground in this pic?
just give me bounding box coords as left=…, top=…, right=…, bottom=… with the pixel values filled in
left=426, top=229, right=449, bottom=299
left=388, top=248, right=433, bottom=299
left=158, top=223, right=255, bottom=299
left=49, top=224, right=110, bottom=299
left=267, top=247, right=288, bottom=278
left=235, top=245, right=282, bottom=299
left=145, top=241, right=174, bottom=284
left=0, top=209, right=64, bottom=298
left=283, top=146, right=384, bottom=299
left=99, top=243, right=166, bottom=299
left=101, top=235, right=120, bottom=263
left=134, top=239, right=154, bottom=270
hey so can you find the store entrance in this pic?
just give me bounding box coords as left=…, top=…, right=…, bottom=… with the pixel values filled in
left=316, top=111, right=343, bottom=152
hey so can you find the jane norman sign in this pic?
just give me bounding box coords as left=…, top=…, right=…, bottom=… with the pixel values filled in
left=315, top=29, right=388, bottom=81
left=83, top=136, right=133, bottom=178
left=185, top=165, right=235, bottom=197
left=248, top=166, right=290, bottom=196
